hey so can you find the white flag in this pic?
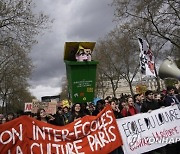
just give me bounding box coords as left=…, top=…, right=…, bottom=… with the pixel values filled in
left=138, top=38, right=156, bottom=77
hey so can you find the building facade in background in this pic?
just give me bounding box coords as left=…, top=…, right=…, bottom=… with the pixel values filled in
left=97, top=78, right=166, bottom=98
left=41, top=95, right=60, bottom=102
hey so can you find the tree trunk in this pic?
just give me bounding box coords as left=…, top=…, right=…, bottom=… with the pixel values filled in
left=128, top=81, right=134, bottom=97
left=5, top=100, right=8, bottom=115
left=110, top=79, right=116, bottom=98
left=2, top=100, right=5, bottom=114
left=154, top=65, right=161, bottom=92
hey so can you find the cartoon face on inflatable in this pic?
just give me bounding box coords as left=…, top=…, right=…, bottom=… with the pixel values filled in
left=75, top=45, right=92, bottom=61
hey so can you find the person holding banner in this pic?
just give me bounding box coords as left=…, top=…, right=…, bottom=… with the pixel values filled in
left=0, top=114, right=4, bottom=124
left=69, top=103, right=85, bottom=122
left=0, top=114, right=6, bottom=124
left=87, top=103, right=95, bottom=115
left=141, top=90, right=160, bottom=113
left=92, top=99, right=105, bottom=116
left=109, top=100, right=124, bottom=154
left=63, top=106, right=71, bottom=124
left=53, top=107, right=66, bottom=126
left=141, top=90, right=166, bottom=154
left=164, top=86, right=180, bottom=154
left=37, top=108, right=55, bottom=123
left=6, top=112, right=15, bottom=122
left=1, top=117, right=6, bottom=124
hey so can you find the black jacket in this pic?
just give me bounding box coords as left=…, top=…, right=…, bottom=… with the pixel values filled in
left=141, top=99, right=160, bottom=113
left=164, top=94, right=180, bottom=106
left=53, top=114, right=66, bottom=126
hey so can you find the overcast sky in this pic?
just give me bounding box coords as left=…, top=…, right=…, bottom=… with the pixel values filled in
left=29, top=0, right=116, bottom=100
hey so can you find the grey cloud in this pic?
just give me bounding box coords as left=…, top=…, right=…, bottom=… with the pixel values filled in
left=29, top=0, right=116, bottom=98
left=66, top=0, right=115, bottom=39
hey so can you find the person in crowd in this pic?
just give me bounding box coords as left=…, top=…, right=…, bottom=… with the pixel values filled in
left=109, top=100, right=124, bottom=154
left=141, top=90, right=166, bottom=154
left=160, top=92, right=166, bottom=102
left=24, top=111, right=32, bottom=117
left=112, top=97, right=119, bottom=103
left=134, top=93, right=143, bottom=113
left=92, top=99, right=105, bottom=116
left=69, top=103, right=85, bottom=122
left=104, top=96, right=112, bottom=105
left=109, top=100, right=123, bottom=119
left=164, top=86, right=180, bottom=154
left=57, top=101, right=64, bottom=109
left=87, top=103, right=95, bottom=115
left=63, top=106, right=71, bottom=124
left=164, top=86, right=180, bottom=106
left=141, top=90, right=160, bottom=113
left=105, top=96, right=112, bottom=102
left=53, top=107, right=66, bottom=126
left=36, top=108, right=54, bottom=123
left=0, top=114, right=4, bottom=124
left=139, top=93, right=145, bottom=101
left=31, top=113, right=37, bottom=119
left=119, top=93, right=124, bottom=99
left=121, top=97, right=137, bottom=117
left=118, top=99, right=126, bottom=111
left=7, top=112, right=15, bottom=122
left=81, top=102, right=90, bottom=115
left=1, top=117, right=7, bottom=124
left=154, top=92, right=166, bottom=107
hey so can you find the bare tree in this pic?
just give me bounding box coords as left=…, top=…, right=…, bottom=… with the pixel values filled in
left=60, top=76, right=69, bottom=100
left=95, top=71, right=110, bottom=99
left=0, top=0, right=52, bottom=113
left=94, top=39, right=122, bottom=98
left=0, top=0, right=52, bottom=50
left=94, top=25, right=140, bottom=97
left=111, top=0, right=180, bottom=90
left=0, top=44, right=33, bottom=113
left=110, top=26, right=140, bottom=96
left=112, top=0, right=180, bottom=48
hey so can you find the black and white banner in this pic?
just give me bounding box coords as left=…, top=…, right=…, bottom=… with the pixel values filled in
left=138, top=38, right=156, bottom=77
left=117, top=105, right=180, bottom=154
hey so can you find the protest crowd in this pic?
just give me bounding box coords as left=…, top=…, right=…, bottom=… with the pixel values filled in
left=0, top=85, right=180, bottom=154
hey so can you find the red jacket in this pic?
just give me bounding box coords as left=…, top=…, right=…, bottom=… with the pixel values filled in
left=121, top=105, right=137, bottom=117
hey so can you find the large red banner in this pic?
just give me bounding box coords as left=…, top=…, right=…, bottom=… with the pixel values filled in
left=0, top=105, right=122, bottom=154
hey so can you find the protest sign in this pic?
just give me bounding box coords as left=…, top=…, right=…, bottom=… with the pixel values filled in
left=24, top=103, right=32, bottom=112
left=31, top=101, right=57, bottom=114
left=0, top=105, right=122, bottom=154
left=116, top=105, right=180, bottom=154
